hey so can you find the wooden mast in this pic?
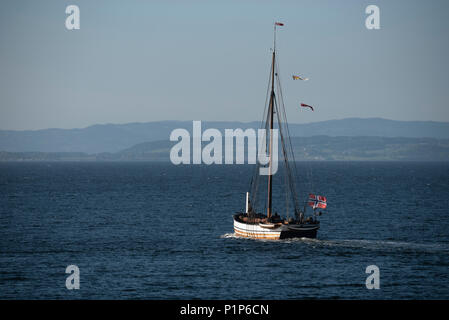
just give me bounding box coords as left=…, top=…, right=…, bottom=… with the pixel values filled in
left=267, top=24, right=276, bottom=219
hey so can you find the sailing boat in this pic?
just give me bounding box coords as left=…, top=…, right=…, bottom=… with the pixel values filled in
left=233, top=22, right=325, bottom=240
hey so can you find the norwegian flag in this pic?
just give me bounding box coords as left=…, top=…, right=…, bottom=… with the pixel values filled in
left=308, top=194, right=327, bottom=209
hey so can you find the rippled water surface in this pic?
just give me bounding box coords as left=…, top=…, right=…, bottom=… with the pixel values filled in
left=0, top=161, right=448, bottom=299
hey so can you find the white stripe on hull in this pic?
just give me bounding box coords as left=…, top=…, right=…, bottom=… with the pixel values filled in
left=234, top=219, right=282, bottom=239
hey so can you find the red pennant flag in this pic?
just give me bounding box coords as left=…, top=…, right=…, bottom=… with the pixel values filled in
left=300, top=103, right=314, bottom=111
left=275, top=22, right=284, bottom=26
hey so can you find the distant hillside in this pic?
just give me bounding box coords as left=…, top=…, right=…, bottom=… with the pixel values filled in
left=2, top=136, right=448, bottom=162
left=112, top=136, right=449, bottom=162
left=1, top=118, right=449, bottom=154
left=289, top=136, right=449, bottom=161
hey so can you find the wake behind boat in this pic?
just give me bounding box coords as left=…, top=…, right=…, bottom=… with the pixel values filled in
left=233, top=22, right=326, bottom=240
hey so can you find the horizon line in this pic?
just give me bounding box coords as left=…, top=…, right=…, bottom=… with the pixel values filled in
left=1, top=117, right=449, bottom=132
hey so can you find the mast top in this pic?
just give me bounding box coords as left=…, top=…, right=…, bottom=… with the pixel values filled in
left=274, top=22, right=284, bottom=52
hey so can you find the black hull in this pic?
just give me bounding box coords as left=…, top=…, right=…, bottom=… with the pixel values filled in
left=279, top=228, right=318, bottom=239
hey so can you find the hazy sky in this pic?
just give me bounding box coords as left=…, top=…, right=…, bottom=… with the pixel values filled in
left=1, top=0, right=448, bottom=130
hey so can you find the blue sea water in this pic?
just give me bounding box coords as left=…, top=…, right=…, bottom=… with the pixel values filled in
left=0, top=161, right=448, bottom=299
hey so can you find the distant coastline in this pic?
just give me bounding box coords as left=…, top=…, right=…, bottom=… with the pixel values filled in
left=1, top=135, right=448, bottom=162
left=1, top=118, right=449, bottom=161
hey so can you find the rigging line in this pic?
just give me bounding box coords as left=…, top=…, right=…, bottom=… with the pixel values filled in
left=275, top=77, right=303, bottom=219
left=249, top=57, right=273, bottom=212
left=274, top=63, right=298, bottom=183
left=275, top=58, right=305, bottom=216
left=273, top=93, right=300, bottom=216
left=253, top=58, right=275, bottom=212
left=252, top=108, right=271, bottom=213
left=273, top=96, right=293, bottom=219
left=285, top=167, right=289, bottom=220
left=275, top=57, right=301, bottom=180
left=275, top=56, right=315, bottom=211
left=261, top=54, right=273, bottom=130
